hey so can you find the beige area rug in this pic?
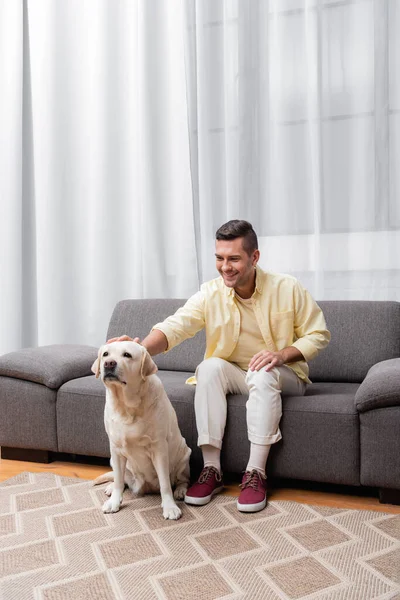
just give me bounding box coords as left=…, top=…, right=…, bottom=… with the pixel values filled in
left=0, top=473, right=399, bottom=600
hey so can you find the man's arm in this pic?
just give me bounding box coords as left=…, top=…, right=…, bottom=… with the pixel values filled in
left=107, top=290, right=206, bottom=356
left=140, top=329, right=168, bottom=356
left=106, top=330, right=168, bottom=356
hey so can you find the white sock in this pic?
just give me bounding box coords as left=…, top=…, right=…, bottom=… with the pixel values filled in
left=202, top=445, right=221, bottom=474
left=246, top=443, right=271, bottom=478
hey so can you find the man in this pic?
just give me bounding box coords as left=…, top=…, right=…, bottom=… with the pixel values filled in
left=110, top=220, right=330, bottom=513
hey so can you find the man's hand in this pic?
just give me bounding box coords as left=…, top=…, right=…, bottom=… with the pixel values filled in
left=249, top=346, right=305, bottom=372
left=106, top=335, right=141, bottom=344
left=249, top=350, right=285, bottom=372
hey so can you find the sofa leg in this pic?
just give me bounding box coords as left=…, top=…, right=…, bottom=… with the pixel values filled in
left=379, top=488, right=400, bottom=506
left=1, top=447, right=52, bottom=463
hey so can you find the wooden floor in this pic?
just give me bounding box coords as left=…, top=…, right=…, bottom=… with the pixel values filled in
left=1, top=457, right=399, bottom=515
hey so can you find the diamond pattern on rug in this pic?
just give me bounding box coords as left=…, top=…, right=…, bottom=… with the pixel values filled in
left=0, top=473, right=399, bottom=600
left=0, top=514, right=16, bottom=536
left=265, top=556, right=341, bottom=598
left=0, top=473, right=31, bottom=487
left=98, top=533, right=165, bottom=568
left=373, top=515, right=400, bottom=541
left=194, top=525, right=260, bottom=559
left=16, top=487, right=65, bottom=512
left=366, top=548, right=400, bottom=584
left=52, top=507, right=108, bottom=536
left=41, top=572, right=115, bottom=600
left=0, top=540, right=60, bottom=577
left=156, top=563, right=234, bottom=600
left=287, top=519, right=351, bottom=551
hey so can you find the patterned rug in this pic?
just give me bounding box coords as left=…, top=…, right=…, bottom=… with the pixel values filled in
left=0, top=473, right=399, bottom=600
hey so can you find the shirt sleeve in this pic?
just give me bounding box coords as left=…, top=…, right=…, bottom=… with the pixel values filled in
left=152, top=290, right=206, bottom=352
left=290, top=281, right=331, bottom=362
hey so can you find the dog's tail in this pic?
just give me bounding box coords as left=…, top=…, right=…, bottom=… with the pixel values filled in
left=92, top=471, right=114, bottom=486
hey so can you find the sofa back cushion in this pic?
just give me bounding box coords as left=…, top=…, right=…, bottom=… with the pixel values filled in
left=107, top=299, right=400, bottom=381
left=106, top=299, right=205, bottom=373
left=309, top=301, right=400, bottom=382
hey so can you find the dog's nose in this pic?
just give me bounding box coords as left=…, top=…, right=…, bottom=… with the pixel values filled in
left=104, top=360, right=117, bottom=370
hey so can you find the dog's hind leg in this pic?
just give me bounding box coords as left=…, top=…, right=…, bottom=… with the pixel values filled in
left=92, top=471, right=114, bottom=486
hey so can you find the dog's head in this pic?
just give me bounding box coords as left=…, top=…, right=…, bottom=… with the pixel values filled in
left=91, top=341, right=158, bottom=387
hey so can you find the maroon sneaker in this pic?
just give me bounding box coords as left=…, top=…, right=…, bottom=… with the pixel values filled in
left=237, top=470, right=267, bottom=512
left=184, top=466, right=224, bottom=506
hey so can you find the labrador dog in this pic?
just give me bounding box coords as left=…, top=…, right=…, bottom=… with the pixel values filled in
left=91, top=341, right=191, bottom=520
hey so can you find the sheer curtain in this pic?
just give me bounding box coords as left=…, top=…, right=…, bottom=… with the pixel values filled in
left=183, top=0, right=400, bottom=299
left=0, top=0, right=198, bottom=355
left=1, top=0, right=399, bottom=356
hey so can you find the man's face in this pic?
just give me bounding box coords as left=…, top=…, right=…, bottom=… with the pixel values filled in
left=215, top=238, right=259, bottom=291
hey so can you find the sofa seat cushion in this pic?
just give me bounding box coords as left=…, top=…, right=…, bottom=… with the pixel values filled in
left=285, top=382, right=359, bottom=414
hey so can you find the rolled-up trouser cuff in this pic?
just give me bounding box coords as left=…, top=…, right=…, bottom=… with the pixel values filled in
left=198, top=435, right=222, bottom=449
left=248, top=430, right=282, bottom=445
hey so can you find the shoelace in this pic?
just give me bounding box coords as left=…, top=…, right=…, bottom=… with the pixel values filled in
left=198, top=466, right=221, bottom=484
left=240, top=469, right=263, bottom=490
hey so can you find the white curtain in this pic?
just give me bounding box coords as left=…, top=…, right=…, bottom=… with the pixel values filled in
left=184, top=0, right=400, bottom=298
left=0, top=0, right=198, bottom=355
left=1, top=0, right=399, bottom=356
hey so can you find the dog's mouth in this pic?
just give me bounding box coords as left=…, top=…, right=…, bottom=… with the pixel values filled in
left=103, top=373, right=127, bottom=385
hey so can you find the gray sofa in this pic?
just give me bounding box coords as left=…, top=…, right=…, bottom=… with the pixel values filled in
left=1, top=299, right=399, bottom=504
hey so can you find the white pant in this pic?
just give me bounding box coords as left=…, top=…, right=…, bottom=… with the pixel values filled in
left=194, top=357, right=306, bottom=448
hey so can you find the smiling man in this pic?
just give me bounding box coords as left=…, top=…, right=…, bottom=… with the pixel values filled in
left=111, top=220, right=330, bottom=513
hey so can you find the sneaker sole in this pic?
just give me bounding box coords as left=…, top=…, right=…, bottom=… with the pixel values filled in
left=237, top=497, right=267, bottom=513
left=184, top=485, right=224, bottom=506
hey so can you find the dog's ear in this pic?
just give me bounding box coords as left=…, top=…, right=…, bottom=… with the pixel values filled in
left=140, top=348, right=158, bottom=380
left=91, top=347, right=103, bottom=379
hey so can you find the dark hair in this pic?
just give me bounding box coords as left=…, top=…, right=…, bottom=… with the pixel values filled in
left=215, top=220, right=258, bottom=256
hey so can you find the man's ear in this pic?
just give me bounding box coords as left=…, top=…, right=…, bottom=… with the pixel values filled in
left=91, top=347, right=103, bottom=379
left=140, top=349, right=158, bottom=380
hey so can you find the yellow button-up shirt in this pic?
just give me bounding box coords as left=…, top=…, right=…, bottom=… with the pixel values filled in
left=153, top=266, right=330, bottom=384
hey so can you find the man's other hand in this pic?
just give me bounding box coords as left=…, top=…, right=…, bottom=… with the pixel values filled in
left=249, top=350, right=284, bottom=372
left=106, top=335, right=141, bottom=344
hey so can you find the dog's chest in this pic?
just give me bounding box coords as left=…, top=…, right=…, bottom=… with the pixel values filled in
left=106, top=414, right=151, bottom=449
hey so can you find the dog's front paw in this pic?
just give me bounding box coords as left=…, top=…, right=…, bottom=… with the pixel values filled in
left=162, top=503, right=182, bottom=520
left=174, top=484, right=188, bottom=501
left=102, top=495, right=122, bottom=513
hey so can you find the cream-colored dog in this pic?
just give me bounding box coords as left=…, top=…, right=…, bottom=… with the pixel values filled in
left=91, top=341, right=191, bottom=520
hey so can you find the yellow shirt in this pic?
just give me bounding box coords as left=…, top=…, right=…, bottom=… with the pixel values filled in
left=153, top=266, right=331, bottom=384
left=227, top=294, right=266, bottom=370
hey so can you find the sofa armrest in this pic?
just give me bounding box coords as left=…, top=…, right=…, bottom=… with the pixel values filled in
left=355, top=358, right=400, bottom=413
left=0, top=345, right=98, bottom=389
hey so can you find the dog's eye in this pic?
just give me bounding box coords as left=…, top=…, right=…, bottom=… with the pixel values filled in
left=103, top=351, right=109, bottom=357
left=123, top=352, right=132, bottom=358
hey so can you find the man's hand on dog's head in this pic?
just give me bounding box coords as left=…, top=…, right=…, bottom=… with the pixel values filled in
left=106, top=335, right=141, bottom=344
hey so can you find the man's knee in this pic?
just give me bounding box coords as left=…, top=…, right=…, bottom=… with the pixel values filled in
left=246, top=366, right=280, bottom=391
left=196, top=357, right=229, bottom=381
